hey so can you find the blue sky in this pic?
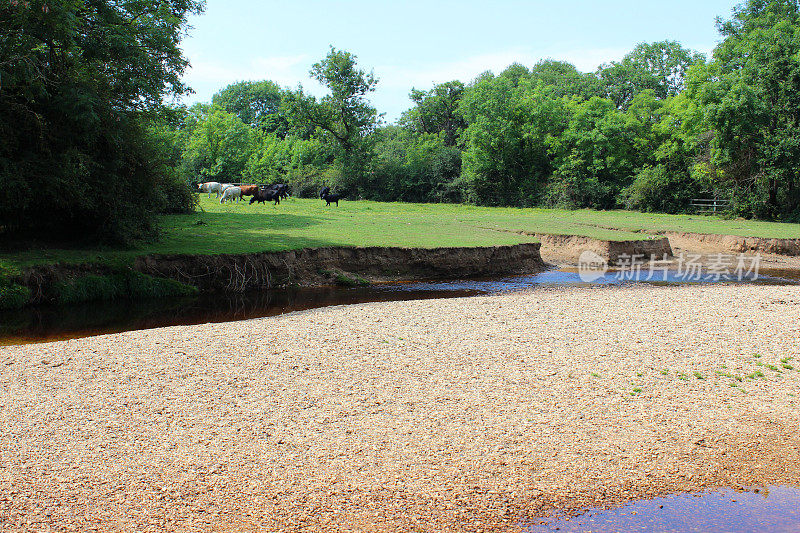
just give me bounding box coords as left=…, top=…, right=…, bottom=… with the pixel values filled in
left=180, top=0, right=741, bottom=122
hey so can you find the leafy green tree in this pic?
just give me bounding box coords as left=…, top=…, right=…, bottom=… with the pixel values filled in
left=182, top=108, right=260, bottom=183
left=371, top=126, right=462, bottom=202
left=621, top=89, right=708, bottom=212
left=0, top=0, right=204, bottom=243
left=212, top=80, right=289, bottom=136
left=546, top=96, right=650, bottom=208
left=285, top=47, right=382, bottom=194
left=695, top=0, right=800, bottom=218
left=528, top=60, right=605, bottom=100
left=598, top=41, right=703, bottom=109
left=399, top=81, right=466, bottom=146
left=459, top=74, right=569, bottom=206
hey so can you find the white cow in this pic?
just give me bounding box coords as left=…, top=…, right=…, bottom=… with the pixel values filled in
left=197, top=181, right=223, bottom=198
left=219, top=186, right=242, bottom=204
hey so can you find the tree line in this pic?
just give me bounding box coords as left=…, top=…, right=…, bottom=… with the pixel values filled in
left=2, top=0, right=799, bottom=245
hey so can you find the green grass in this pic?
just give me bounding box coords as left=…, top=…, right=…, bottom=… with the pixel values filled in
left=3, top=196, right=800, bottom=269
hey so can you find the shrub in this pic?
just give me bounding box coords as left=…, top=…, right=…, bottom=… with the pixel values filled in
left=54, top=271, right=197, bottom=305
left=0, top=280, right=30, bottom=310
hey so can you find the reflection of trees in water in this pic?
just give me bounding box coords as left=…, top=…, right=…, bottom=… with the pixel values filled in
left=1, top=286, right=479, bottom=344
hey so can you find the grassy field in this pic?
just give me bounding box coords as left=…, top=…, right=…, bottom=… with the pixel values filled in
left=2, top=196, right=800, bottom=269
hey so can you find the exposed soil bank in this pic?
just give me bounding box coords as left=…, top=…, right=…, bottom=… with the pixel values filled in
left=662, top=231, right=800, bottom=256
left=17, top=243, right=545, bottom=304
left=135, top=243, right=546, bottom=293
left=535, top=234, right=673, bottom=265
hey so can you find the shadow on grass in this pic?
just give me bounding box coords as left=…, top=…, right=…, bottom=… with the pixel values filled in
left=155, top=211, right=349, bottom=255
left=1, top=212, right=341, bottom=268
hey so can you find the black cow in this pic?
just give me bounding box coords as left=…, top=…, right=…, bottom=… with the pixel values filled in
left=250, top=187, right=281, bottom=205
left=319, top=186, right=331, bottom=199
left=269, top=183, right=290, bottom=200
left=322, top=192, right=341, bottom=207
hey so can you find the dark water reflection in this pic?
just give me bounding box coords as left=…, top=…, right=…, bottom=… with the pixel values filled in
left=1, top=268, right=797, bottom=346
left=523, top=486, right=800, bottom=533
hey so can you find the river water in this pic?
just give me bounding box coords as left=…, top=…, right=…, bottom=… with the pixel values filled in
left=1, top=268, right=797, bottom=346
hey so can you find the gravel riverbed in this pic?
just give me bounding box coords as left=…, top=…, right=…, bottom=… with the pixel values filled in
left=1, top=284, right=800, bottom=532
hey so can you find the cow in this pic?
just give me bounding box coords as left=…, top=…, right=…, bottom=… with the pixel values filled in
left=322, top=192, right=341, bottom=207
left=219, top=186, right=242, bottom=203
left=250, top=187, right=281, bottom=205
left=198, top=182, right=223, bottom=198
left=260, top=183, right=289, bottom=199
left=238, top=184, right=259, bottom=197
left=319, top=186, right=331, bottom=199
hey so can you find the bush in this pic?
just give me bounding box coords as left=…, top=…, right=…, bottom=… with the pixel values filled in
left=621, top=165, right=701, bottom=213
left=54, top=271, right=198, bottom=305
left=0, top=280, right=30, bottom=310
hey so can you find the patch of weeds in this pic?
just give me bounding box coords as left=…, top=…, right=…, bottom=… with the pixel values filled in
left=780, top=357, right=794, bottom=370
left=763, top=363, right=781, bottom=373
left=660, top=369, right=669, bottom=376
left=322, top=269, right=370, bottom=287
left=716, top=370, right=743, bottom=382
left=677, top=372, right=689, bottom=381
left=789, top=393, right=796, bottom=398
left=590, top=372, right=601, bottom=378
left=753, top=354, right=762, bottom=359
left=693, top=371, right=705, bottom=380
left=630, top=387, right=643, bottom=396
left=636, top=372, right=643, bottom=377
left=745, top=371, right=765, bottom=380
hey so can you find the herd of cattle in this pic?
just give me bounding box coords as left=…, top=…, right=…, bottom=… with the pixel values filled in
left=196, top=182, right=343, bottom=207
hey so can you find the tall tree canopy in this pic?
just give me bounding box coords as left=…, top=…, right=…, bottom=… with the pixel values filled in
left=212, top=80, right=289, bottom=136
left=696, top=0, right=800, bottom=218
left=285, top=47, right=382, bottom=193
left=0, top=0, right=204, bottom=243
left=598, top=41, right=704, bottom=109
left=399, top=81, right=465, bottom=147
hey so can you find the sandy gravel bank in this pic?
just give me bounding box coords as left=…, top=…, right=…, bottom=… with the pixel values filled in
left=1, top=284, right=800, bottom=532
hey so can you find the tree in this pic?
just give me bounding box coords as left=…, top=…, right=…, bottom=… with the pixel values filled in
left=459, top=74, right=569, bottom=206
left=695, top=0, right=800, bottom=218
left=212, top=80, right=289, bottom=136
left=528, top=60, right=605, bottom=100
left=182, top=108, right=259, bottom=183
left=0, top=0, right=205, bottom=243
left=598, top=41, right=704, bottom=109
left=546, top=97, right=648, bottom=209
left=399, top=81, right=466, bottom=146
left=285, top=47, right=382, bottom=193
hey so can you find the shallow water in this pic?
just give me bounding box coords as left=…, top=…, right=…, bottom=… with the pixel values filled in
left=522, top=486, right=800, bottom=533
left=1, top=268, right=797, bottom=346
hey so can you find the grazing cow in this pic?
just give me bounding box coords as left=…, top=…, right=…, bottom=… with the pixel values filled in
left=322, top=192, right=341, bottom=207
left=219, top=183, right=235, bottom=194
left=250, top=187, right=281, bottom=205
left=260, top=183, right=289, bottom=200
left=198, top=181, right=223, bottom=198
left=219, top=186, right=242, bottom=204
left=319, top=186, right=331, bottom=199
left=238, top=184, right=259, bottom=197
